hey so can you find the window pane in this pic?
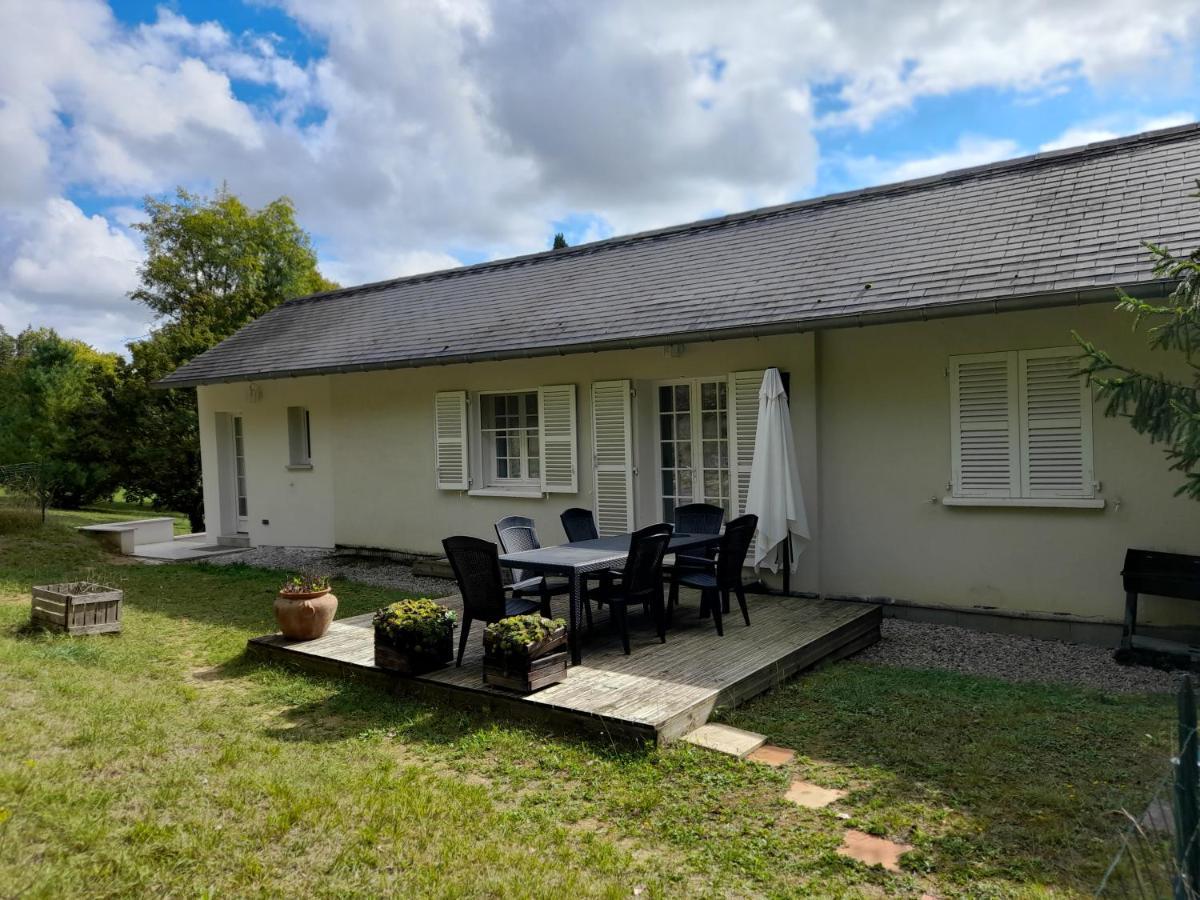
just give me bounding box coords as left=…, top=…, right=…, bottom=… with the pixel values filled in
left=659, top=414, right=673, bottom=441
left=661, top=442, right=674, bottom=468
left=674, top=384, right=690, bottom=409
left=497, top=458, right=508, bottom=478
left=701, top=381, right=717, bottom=410
left=717, top=381, right=727, bottom=406
left=678, top=469, right=692, bottom=495
left=663, top=470, right=674, bottom=496
left=702, top=411, right=718, bottom=439
left=678, top=440, right=692, bottom=468
left=677, top=413, right=691, bottom=440
left=659, top=385, right=673, bottom=412
left=702, top=440, right=719, bottom=468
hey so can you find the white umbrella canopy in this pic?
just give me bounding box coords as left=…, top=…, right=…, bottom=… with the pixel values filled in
left=744, top=368, right=810, bottom=575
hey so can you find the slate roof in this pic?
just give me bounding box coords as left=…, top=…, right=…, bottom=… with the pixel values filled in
left=161, top=124, right=1200, bottom=387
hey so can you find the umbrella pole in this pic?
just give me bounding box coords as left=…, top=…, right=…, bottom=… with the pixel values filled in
left=783, top=534, right=792, bottom=595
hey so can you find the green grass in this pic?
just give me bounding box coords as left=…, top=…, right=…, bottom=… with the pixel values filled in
left=0, top=517, right=1175, bottom=897
left=0, top=492, right=190, bottom=535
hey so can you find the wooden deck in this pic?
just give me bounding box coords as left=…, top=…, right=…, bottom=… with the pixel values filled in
left=247, top=591, right=881, bottom=745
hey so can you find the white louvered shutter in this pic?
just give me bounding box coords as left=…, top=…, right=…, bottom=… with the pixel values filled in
left=433, top=391, right=469, bottom=490
left=950, top=352, right=1019, bottom=498
left=591, top=380, right=634, bottom=534
left=1018, top=348, right=1094, bottom=498
left=538, top=384, right=578, bottom=493
left=728, top=370, right=765, bottom=515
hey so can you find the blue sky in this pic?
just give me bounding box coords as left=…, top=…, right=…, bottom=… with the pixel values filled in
left=2, top=0, right=1198, bottom=352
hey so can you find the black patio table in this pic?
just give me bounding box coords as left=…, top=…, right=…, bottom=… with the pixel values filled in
left=499, top=532, right=721, bottom=665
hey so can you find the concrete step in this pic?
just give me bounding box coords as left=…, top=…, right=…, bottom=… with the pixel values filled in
left=217, top=535, right=251, bottom=548
left=412, top=557, right=454, bottom=579
left=681, top=723, right=767, bottom=758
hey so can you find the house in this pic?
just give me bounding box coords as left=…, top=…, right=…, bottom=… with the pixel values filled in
left=162, top=124, right=1200, bottom=637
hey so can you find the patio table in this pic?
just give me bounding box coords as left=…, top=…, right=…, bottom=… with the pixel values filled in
left=499, top=532, right=721, bottom=665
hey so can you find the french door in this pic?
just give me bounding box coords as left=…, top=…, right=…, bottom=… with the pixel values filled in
left=656, top=378, right=732, bottom=522
left=232, top=415, right=249, bottom=532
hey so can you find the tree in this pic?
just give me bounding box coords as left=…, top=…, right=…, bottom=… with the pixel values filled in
left=0, top=326, right=122, bottom=511
left=120, top=188, right=337, bottom=532
left=1076, top=197, right=1200, bottom=500
left=552, top=232, right=568, bottom=250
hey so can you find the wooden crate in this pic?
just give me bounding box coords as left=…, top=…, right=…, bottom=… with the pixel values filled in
left=374, top=635, right=453, bottom=675
left=31, top=582, right=122, bottom=635
left=483, top=651, right=568, bottom=693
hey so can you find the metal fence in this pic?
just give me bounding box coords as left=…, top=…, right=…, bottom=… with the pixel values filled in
left=1098, top=676, right=1200, bottom=898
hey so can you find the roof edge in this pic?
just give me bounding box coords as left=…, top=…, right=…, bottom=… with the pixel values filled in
left=272, top=122, right=1200, bottom=311
left=156, top=279, right=1173, bottom=388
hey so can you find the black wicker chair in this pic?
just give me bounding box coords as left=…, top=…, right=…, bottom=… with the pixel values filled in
left=442, top=535, right=543, bottom=666
left=665, top=502, right=725, bottom=577
left=560, top=507, right=599, bottom=543
left=592, top=523, right=673, bottom=654
left=494, top=515, right=587, bottom=625
left=667, top=514, right=758, bottom=635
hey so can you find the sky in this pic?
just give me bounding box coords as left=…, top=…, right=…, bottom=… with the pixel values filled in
left=0, top=0, right=1198, bottom=355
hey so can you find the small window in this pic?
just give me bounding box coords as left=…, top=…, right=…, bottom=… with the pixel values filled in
left=479, top=392, right=539, bottom=487
left=287, top=406, right=312, bottom=467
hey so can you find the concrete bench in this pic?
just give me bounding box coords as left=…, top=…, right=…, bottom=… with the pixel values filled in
left=77, top=517, right=175, bottom=555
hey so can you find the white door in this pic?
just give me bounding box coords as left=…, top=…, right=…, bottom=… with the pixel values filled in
left=656, top=379, right=732, bottom=522
left=232, top=416, right=249, bottom=533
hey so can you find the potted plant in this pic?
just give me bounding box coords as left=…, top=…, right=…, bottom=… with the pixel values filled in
left=482, top=615, right=568, bottom=693
left=372, top=598, right=456, bottom=674
left=274, top=573, right=337, bottom=640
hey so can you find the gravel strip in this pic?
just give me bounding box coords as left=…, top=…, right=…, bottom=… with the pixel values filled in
left=203, top=546, right=454, bottom=597
left=858, top=618, right=1186, bottom=694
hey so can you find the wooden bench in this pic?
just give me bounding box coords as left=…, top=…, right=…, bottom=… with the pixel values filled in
left=77, top=517, right=175, bottom=555
left=1121, top=548, right=1200, bottom=663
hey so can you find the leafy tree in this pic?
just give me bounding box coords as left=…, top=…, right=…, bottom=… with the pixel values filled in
left=0, top=327, right=122, bottom=512
left=552, top=232, right=568, bottom=250
left=120, top=188, right=337, bottom=531
left=1076, top=210, right=1200, bottom=500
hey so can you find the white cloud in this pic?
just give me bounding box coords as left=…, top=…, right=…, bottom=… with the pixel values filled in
left=1039, top=111, right=1196, bottom=151
left=842, top=136, right=1023, bottom=187
left=0, top=0, right=1199, bottom=354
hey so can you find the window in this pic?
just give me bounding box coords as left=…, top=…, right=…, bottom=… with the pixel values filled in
left=287, top=406, right=312, bottom=467
left=948, top=348, right=1097, bottom=505
left=433, top=386, right=578, bottom=495
left=480, top=392, right=540, bottom=486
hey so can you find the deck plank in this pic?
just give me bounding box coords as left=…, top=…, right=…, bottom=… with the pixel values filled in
left=247, top=591, right=881, bottom=744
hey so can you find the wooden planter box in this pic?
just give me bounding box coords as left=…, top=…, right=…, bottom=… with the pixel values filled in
left=31, top=582, right=122, bottom=635
left=374, top=634, right=453, bottom=675
left=483, top=629, right=568, bottom=693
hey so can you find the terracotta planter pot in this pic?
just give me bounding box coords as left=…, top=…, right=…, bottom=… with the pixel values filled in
left=274, top=589, right=338, bottom=640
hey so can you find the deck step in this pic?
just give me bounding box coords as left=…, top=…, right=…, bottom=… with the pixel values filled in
left=411, top=557, right=454, bottom=579
left=682, top=723, right=767, bottom=758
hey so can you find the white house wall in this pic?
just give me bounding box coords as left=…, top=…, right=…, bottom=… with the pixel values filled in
left=197, top=375, right=335, bottom=548
left=326, top=334, right=822, bottom=592
left=195, top=302, right=1200, bottom=626
left=817, top=302, right=1200, bottom=625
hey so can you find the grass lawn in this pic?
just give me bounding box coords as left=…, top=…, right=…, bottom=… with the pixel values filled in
left=0, top=514, right=1174, bottom=897
left=0, top=492, right=190, bottom=535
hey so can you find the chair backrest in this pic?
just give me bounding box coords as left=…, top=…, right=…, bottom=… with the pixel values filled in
left=442, top=535, right=507, bottom=622
left=494, top=516, right=540, bottom=584
left=621, top=523, right=673, bottom=598
left=673, top=502, right=725, bottom=536
left=716, top=514, right=758, bottom=587
left=561, top=507, right=599, bottom=543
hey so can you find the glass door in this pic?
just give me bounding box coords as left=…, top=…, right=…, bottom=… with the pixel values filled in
left=657, top=379, right=732, bottom=522
left=233, top=416, right=248, bottom=532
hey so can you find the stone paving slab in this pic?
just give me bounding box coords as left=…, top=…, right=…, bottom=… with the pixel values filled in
left=785, top=780, right=847, bottom=809
left=746, top=744, right=796, bottom=767
left=837, top=829, right=912, bottom=872
left=682, top=723, right=766, bottom=758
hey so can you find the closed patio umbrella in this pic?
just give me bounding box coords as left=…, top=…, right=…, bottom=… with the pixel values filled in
left=744, top=368, right=810, bottom=592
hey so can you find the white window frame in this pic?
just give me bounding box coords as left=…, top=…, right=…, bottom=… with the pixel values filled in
left=945, top=347, right=1103, bottom=509
left=476, top=389, right=541, bottom=491
left=286, top=406, right=312, bottom=470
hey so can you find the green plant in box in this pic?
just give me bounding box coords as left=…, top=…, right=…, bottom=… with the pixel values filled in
left=373, top=598, right=456, bottom=653
left=483, top=615, right=566, bottom=659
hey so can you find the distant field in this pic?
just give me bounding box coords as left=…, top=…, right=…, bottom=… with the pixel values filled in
left=0, top=493, right=189, bottom=535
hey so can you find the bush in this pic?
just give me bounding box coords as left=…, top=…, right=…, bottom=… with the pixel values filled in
left=372, top=598, right=456, bottom=653
left=483, top=615, right=566, bottom=659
